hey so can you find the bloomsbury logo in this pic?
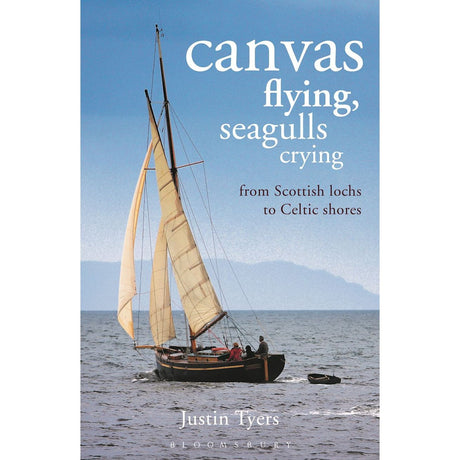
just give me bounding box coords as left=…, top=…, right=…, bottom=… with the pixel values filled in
left=169, top=440, right=292, bottom=450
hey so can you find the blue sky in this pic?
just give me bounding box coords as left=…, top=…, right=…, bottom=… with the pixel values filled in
left=81, top=0, right=379, bottom=294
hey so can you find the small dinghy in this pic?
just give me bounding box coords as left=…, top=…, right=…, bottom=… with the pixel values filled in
left=308, top=373, right=341, bottom=384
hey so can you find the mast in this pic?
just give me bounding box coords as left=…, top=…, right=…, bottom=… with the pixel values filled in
left=154, top=25, right=198, bottom=354
left=155, top=25, right=178, bottom=190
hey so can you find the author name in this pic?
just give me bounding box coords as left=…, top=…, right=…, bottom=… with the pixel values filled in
left=180, top=409, right=279, bottom=431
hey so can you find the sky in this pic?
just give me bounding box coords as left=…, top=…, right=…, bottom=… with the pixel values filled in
left=81, top=0, right=379, bottom=294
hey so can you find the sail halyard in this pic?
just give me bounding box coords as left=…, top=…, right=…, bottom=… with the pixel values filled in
left=145, top=93, right=226, bottom=340
left=117, top=140, right=154, bottom=339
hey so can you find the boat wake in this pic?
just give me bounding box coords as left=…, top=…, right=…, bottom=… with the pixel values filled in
left=132, top=370, right=160, bottom=383
left=276, top=375, right=309, bottom=384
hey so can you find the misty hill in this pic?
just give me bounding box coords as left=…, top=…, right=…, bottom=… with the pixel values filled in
left=81, top=260, right=378, bottom=311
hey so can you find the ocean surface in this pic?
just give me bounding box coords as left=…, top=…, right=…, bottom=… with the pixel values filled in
left=81, top=310, right=379, bottom=459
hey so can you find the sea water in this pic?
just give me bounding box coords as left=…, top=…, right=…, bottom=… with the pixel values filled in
left=81, top=310, right=379, bottom=459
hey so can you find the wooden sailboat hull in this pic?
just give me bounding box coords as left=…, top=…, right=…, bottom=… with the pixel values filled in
left=155, top=351, right=285, bottom=382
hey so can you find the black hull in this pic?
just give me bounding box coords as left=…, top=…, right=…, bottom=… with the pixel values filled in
left=155, top=351, right=285, bottom=382
left=308, top=373, right=341, bottom=384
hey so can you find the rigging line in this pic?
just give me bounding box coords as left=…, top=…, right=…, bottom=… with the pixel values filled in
left=169, top=107, right=214, bottom=219
left=205, top=224, right=270, bottom=343
left=227, top=315, right=258, bottom=349
left=144, top=175, right=154, bottom=262
left=170, top=105, right=222, bottom=298
left=161, top=249, right=172, bottom=344
left=143, top=174, right=157, bottom=342
left=135, top=346, right=155, bottom=366
left=201, top=160, right=221, bottom=297
left=227, top=313, right=252, bottom=335
left=207, top=328, right=226, bottom=347
left=178, top=183, right=214, bottom=267
left=169, top=106, right=256, bottom=317
left=157, top=225, right=174, bottom=347
left=167, top=264, right=179, bottom=344
left=183, top=312, right=189, bottom=347
left=226, top=316, right=245, bottom=350
left=169, top=114, right=226, bottom=304
left=145, top=39, right=157, bottom=153
left=169, top=107, right=211, bottom=216
left=214, top=315, right=232, bottom=349
left=169, top=105, right=204, bottom=161
left=222, top=318, right=230, bottom=349
left=150, top=29, right=158, bottom=102
left=178, top=181, right=231, bottom=311
left=136, top=183, right=148, bottom=340
left=145, top=88, right=166, bottom=153
left=222, top=317, right=232, bottom=346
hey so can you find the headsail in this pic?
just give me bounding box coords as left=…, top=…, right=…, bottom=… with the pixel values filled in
left=147, top=100, right=225, bottom=338
left=117, top=140, right=154, bottom=339
left=149, top=218, right=176, bottom=345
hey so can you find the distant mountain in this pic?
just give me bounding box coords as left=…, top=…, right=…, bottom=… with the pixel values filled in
left=81, top=260, right=378, bottom=311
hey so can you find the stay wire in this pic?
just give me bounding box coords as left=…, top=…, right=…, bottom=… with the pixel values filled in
left=169, top=105, right=271, bottom=345
left=170, top=107, right=222, bottom=292
left=169, top=109, right=226, bottom=303
left=136, top=186, right=148, bottom=340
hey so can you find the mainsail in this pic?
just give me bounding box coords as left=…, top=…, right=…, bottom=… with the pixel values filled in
left=118, top=97, right=225, bottom=343
left=147, top=103, right=225, bottom=338
left=117, top=140, right=154, bottom=339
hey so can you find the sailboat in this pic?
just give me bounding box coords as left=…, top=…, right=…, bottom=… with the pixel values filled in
left=117, top=26, right=285, bottom=382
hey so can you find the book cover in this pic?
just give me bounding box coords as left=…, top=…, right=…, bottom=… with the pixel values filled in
left=81, top=0, right=379, bottom=458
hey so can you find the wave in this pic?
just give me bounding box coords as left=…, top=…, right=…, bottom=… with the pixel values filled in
left=309, top=405, right=379, bottom=417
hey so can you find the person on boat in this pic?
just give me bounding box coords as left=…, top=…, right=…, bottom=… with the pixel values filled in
left=228, top=342, right=242, bottom=361
left=244, top=345, right=255, bottom=359
left=255, top=336, right=268, bottom=357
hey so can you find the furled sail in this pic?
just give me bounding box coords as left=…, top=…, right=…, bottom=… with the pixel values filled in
left=149, top=218, right=176, bottom=345
left=117, top=140, right=154, bottom=339
left=147, top=107, right=224, bottom=337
